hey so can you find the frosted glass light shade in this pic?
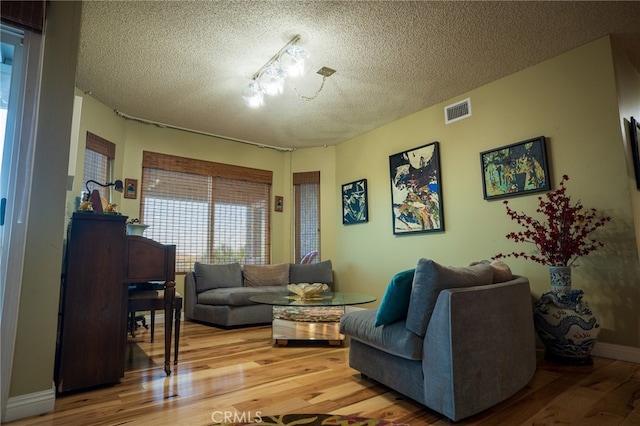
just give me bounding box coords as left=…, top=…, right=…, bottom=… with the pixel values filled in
left=241, top=81, right=264, bottom=108
left=258, top=64, right=284, bottom=96
left=279, top=45, right=308, bottom=78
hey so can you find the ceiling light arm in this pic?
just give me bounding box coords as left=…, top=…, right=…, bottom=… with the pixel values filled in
left=250, top=34, right=301, bottom=81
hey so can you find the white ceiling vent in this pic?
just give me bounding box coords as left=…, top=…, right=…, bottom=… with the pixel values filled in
left=444, top=98, right=471, bottom=124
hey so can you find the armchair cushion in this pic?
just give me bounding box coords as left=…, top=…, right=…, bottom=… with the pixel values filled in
left=244, top=263, right=290, bottom=287
left=490, top=260, right=513, bottom=283
left=289, top=260, right=333, bottom=284
left=194, top=262, right=243, bottom=292
left=374, top=268, right=415, bottom=326
left=340, top=309, right=423, bottom=360
left=406, top=259, right=493, bottom=336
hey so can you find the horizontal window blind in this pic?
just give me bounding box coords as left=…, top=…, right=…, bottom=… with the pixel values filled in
left=213, top=178, right=270, bottom=265
left=1, top=0, right=46, bottom=33
left=142, top=151, right=271, bottom=183
left=141, top=152, right=272, bottom=272
left=293, top=172, right=320, bottom=263
left=141, top=168, right=211, bottom=272
left=83, top=132, right=115, bottom=200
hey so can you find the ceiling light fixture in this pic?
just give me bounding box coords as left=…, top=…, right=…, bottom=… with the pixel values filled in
left=241, top=34, right=335, bottom=108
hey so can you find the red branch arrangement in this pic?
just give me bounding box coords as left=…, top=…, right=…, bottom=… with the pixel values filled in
left=493, top=175, right=611, bottom=267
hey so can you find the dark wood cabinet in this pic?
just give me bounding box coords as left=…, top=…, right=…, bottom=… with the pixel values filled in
left=55, top=213, right=128, bottom=393
left=56, top=212, right=177, bottom=393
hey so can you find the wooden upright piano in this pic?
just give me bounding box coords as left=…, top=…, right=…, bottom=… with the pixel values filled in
left=55, top=213, right=176, bottom=394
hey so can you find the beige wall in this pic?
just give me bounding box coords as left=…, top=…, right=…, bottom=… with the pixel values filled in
left=10, top=1, right=81, bottom=397
left=334, top=36, right=640, bottom=348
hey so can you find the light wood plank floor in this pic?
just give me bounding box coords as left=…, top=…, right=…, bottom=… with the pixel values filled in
left=6, top=320, right=640, bottom=426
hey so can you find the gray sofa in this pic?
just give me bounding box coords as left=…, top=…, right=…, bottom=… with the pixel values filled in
left=339, top=258, right=536, bottom=422
left=184, top=260, right=333, bottom=327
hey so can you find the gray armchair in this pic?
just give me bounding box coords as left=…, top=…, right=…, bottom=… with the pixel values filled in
left=340, top=259, right=536, bottom=422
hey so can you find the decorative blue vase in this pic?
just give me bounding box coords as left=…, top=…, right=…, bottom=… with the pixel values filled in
left=549, top=265, right=572, bottom=294
left=533, top=289, right=600, bottom=365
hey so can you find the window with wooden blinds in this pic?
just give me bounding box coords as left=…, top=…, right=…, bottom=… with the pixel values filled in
left=293, top=171, right=320, bottom=263
left=140, top=152, right=272, bottom=272
left=82, top=132, right=115, bottom=200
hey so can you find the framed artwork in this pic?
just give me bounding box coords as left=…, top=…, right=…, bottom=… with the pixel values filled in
left=389, top=141, right=444, bottom=234
left=124, top=178, right=137, bottom=199
left=275, top=196, right=284, bottom=212
left=480, top=136, right=550, bottom=200
left=342, top=178, right=368, bottom=224
left=630, top=117, right=640, bottom=190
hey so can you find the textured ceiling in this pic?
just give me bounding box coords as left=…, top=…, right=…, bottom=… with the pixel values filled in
left=76, top=1, right=640, bottom=151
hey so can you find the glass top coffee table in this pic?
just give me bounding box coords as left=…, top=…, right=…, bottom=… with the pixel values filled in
left=250, top=292, right=376, bottom=346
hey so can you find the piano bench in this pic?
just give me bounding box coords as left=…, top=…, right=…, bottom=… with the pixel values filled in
left=128, top=289, right=182, bottom=365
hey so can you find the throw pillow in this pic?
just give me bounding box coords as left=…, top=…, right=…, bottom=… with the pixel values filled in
left=405, top=258, right=493, bottom=336
left=244, top=263, right=290, bottom=287
left=490, top=260, right=513, bottom=283
left=374, top=268, right=416, bottom=327
left=289, top=260, right=333, bottom=285
left=194, top=262, right=243, bottom=293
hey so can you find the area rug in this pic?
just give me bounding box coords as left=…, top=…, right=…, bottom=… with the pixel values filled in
left=211, top=413, right=409, bottom=426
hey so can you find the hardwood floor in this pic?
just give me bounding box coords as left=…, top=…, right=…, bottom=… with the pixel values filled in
left=7, top=320, right=640, bottom=426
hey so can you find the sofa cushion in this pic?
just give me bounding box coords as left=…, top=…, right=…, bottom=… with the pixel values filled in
left=198, top=286, right=288, bottom=306
left=194, top=262, right=243, bottom=293
left=244, top=263, right=290, bottom=287
left=374, top=268, right=415, bottom=327
left=469, top=259, right=514, bottom=283
left=289, top=260, right=333, bottom=285
left=406, top=259, right=493, bottom=336
left=340, top=309, right=424, bottom=360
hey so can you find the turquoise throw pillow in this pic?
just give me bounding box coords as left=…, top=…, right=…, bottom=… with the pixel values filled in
left=374, top=268, right=416, bottom=327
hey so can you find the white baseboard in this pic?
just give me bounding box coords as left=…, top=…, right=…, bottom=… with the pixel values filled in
left=2, top=383, right=55, bottom=423
left=592, top=342, right=640, bottom=363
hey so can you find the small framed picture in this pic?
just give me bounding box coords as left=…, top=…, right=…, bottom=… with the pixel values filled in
left=124, top=178, right=138, bottom=199
left=480, top=136, right=550, bottom=200
left=342, top=178, right=368, bottom=224
left=274, top=195, right=283, bottom=212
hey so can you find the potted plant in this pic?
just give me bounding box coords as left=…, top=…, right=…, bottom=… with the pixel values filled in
left=126, top=218, right=149, bottom=236
left=493, top=174, right=611, bottom=365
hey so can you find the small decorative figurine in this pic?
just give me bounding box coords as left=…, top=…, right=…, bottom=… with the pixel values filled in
left=78, top=200, right=93, bottom=211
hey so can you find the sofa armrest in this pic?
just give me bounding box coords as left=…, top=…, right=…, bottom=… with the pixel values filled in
left=421, top=276, right=536, bottom=421
left=184, top=271, right=197, bottom=320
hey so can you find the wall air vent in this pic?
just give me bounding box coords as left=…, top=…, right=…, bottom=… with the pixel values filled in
left=444, top=98, right=471, bottom=124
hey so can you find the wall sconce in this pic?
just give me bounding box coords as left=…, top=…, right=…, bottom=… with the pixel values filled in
left=83, top=179, right=123, bottom=213
left=241, top=34, right=336, bottom=108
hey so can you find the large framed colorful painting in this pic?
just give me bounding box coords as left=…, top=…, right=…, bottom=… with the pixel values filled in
left=342, top=178, right=368, bottom=224
left=389, top=141, right=444, bottom=235
left=480, top=136, right=550, bottom=200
